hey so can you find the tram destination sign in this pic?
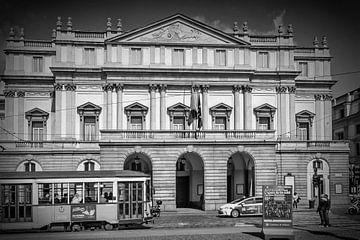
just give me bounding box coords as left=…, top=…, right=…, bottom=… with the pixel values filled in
left=262, top=185, right=293, bottom=228
left=71, top=204, right=96, bottom=221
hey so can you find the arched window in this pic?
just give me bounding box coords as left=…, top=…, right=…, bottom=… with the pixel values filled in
left=16, top=160, right=42, bottom=172
left=77, top=160, right=100, bottom=171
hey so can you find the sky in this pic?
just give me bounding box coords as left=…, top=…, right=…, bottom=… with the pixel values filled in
left=0, top=0, right=359, bottom=97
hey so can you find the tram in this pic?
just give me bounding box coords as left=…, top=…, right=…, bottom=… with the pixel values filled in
left=0, top=170, right=157, bottom=231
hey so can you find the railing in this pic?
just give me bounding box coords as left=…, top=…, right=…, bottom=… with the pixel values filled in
left=250, top=36, right=277, bottom=43
left=295, top=48, right=314, bottom=54
left=100, top=130, right=276, bottom=141
left=24, top=40, right=53, bottom=48
left=277, top=140, right=349, bottom=151
left=75, top=32, right=106, bottom=39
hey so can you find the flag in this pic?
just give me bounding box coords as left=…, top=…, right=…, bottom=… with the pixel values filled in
left=197, top=93, right=202, bottom=129
left=188, top=88, right=198, bottom=126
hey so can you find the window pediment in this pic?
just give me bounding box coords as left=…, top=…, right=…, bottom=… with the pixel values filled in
left=296, top=110, right=315, bottom=126
left=125, top=102, right=148, bottom=113
left=168, top=102, right=190, bottom=115
left=77, top=102, right=102, bottom=115
left=209, top=103, right=233, bottom=117
left=25, top=108, right=49, bottom=121
left=253, top=103, right=276, bottom=113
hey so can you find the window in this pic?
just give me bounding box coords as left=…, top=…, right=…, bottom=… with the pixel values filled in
left=258, top=52, right=269, bottom=68
left=70, top=183, right=83, bottom=204
left=1, top=184, right=32, bottom=222
left=130, top=48, right=142, bottom=65
left=24, top=162, right=36, bottom=172
left=356, top=125, right=360, bottom=135
left=173, top=49, right=184, bottom=66
left=298, top=122, right=309, bottom=140
left=25, top=108, right=49, bottom=146
left=84, top=116, right=96, bottom=141
left=173, top=116, right=185, bottom=130
left=84, top=48, right=95, bottom=65
left=339, top=109, right=345, bottom=118
left=214, top=117, right=226, bottom=130
left=299, top=62, right=308, bottom=77
left=84, top=161, right=95, bottom=171
left=77, top=102, right=102, bottom=141
left=32, top=56, right=43, bottom=72
left=38, top=183, right=52, bottom=205
left=335, top=131, right=344, bottom=140
left=130, top=116, right=143, bottom=130
left=32, top=121, right=43, bottom=141
left=85, top=183, right=97, bottom=203
left=54, top=183, right=69, bottom=204
left=357, top=143, right=360, bottom=155
left=215, top=50, right=226, bottom=66
left=258, top=117, right=270, bottom=130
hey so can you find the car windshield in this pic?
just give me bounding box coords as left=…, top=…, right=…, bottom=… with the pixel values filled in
left=230, top=197, right=246, bottom=204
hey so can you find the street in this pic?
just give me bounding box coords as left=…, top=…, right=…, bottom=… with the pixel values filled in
left=1, top=208, right=360, bottom=240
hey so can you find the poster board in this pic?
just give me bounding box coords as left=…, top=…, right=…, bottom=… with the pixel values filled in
left=71, top=204, right=96, bottom=221
left=262, top=185, right=293, bottom=228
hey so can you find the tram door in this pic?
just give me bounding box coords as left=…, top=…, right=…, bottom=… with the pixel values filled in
left=0, top=184, right=32, bottom=222
left=118, top=182, right=143, bottom=219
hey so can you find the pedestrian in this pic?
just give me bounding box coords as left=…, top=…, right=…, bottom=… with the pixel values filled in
left=317, top=194, right=331, bottom=227
left=71, top=193, right=82, bottom=204
left=293, top=192, right=300, bottom=209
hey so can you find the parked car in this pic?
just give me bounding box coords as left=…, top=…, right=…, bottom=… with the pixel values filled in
left=218, top=196, right=263, bottom=218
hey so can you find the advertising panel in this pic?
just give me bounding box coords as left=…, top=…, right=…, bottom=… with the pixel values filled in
left=71, top=204, right=96, bottom=221
left=262, top=185, right=293, bottom=228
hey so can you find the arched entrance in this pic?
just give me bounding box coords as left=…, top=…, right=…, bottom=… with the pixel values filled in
left=176, top=152, right=204, bottom=209
left=124, top=153, right=152, bottom=175
left=227, top=152, right=255, bottom=202
left=307, top=158, right=330, bottom=201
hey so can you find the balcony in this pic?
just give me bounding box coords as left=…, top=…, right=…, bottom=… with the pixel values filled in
left=100, top=130, right=276, bottom=142
left=277, top=140, right=350, bottom=152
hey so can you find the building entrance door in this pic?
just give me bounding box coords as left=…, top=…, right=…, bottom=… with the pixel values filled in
left=176, top=176, right=189, bottom=207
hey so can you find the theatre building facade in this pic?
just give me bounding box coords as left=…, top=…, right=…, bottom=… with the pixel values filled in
left=0, top=14, right=349, bottom=211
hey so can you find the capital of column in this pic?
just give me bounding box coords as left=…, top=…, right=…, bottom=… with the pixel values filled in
left=276, top=85, right=287, bottom=93
left=201, top=85, right=210, bottom=93
left=233, top=85, right=242, bottom=93
left=314, top=94, right=322, bottom=101
left=65, top=83, right=76, bottom=91
left=54, top=83, right=63, bottom=91
left=114, top=83, right=124, bottom=92
left=242, top=85, right=252, bottom=93
left=159, top=84, right=167, bottom=92
left=288, top=86, right=296, bottom=94
left=149, top=84, right=157, bottom=92
left=4, top=90, right=16, bottom=97
left=17, top=91, right=25, bottom=98
left=322, top=94, right=333, bottom=101
left=191, top=85, right=200, bottom=92
left=102, top=84, right=114, bottom=92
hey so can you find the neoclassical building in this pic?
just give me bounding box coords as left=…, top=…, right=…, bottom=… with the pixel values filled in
left=0, top=14, right=349, bottom=211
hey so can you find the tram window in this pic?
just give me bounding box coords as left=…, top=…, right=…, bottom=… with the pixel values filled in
left=118, top=183, right=127, bottom=202
left=85, top=182, right=97, bottom=203
left=38, top=183, right=52, bottom=204
left=99, top=182, right=114, bottom=203
left=54, top=183, right=68, bottom=204
left=70, top=183, right=83, bottom=204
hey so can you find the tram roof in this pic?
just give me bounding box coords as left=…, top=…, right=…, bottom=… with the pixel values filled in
left=0, top=170, right=150, bottom=179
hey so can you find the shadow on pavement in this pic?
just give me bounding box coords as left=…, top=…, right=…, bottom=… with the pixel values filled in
left=243, top=231, right=263, bottom=239
left=295, top=227, right=359, bottom=240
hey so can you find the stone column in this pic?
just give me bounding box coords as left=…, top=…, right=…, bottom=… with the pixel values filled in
left=4, top=90, right=15, bottom=140
left=54, top=83, right=63, bottom=140
left=149, top=84, right=157, bottom=130
left=107, top=84, right=113, bottom=129
left=159, top=84, right=167, bottom=130
left=115, top=84, right=124, bottom=130
left=288, top=86, right=296, bottom=139
left=65, top=83, right=76, bottom=139
left=17, top=91, right=25, bottom=140
left=102, top=85, right=108, bottom=129
left=276, top=86, right=287, bottom=139
left=201, top=85, right=209, bottom=129
left=314, top=94, right=323, bottom=140
left=242, top=85, right=252, bottom=130
left=233, top=85, right=241, bottom=130
left=323, top=94, right=332, bottom=140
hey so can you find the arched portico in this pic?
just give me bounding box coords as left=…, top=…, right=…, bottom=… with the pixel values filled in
left=123, top=153, right=152, bottom=174
left=227, top=152, right=255, bottom=202
left=176, top=152, right=204, bottom=210
left=307, top=158, right=330, bottom=201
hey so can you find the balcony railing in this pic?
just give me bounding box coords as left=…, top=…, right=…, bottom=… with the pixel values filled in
left=277, top=140, right=349, bottom=151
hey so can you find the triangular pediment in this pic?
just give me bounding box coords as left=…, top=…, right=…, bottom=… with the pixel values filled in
left=107, top=14, right=249, bottom=45
left=25, top=107, right=49, bottom=117
left=77, top=102, right=102, bottom=112
left=125, top=102, right=149, bottom=112
left=210, top=103, right=233, bottom=112
left=296, top=110, right=315, bottom=117
left=168, top=102, right=190, bottom=111
left=254, top=103, right=276, bottom=112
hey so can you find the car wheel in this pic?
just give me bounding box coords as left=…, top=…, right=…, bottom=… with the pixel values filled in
left=231, top=209, right=240, bottom=218
left=348, top=207, right=357, bottom=215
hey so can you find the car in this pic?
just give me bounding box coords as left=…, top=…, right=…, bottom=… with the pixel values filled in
left=218, top=196, right=263, bottom=218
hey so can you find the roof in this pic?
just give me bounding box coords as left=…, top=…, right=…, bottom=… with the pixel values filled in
left=0, top=170, right=150, bottom=180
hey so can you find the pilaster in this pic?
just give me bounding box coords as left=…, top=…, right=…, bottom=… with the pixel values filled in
left=17, top=91, right=25, bottom=140
left=4, top=90, right=15, bottom=140
left=159, top=84, right=167, bottom=130
left=202, top=85, right=209, bottom=129
left=314, top=94, right=323, bottom=140
left=149, top=84, right=157, bottom=130
left=288, top=86, right=296, bottom=139
left=242, top=85, right=253, bottom=130
left=233, top=85, right=241, bottom=130
left=115, top=84, right=124, bottom=130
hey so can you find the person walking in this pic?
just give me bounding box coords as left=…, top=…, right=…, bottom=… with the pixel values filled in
left=293, top=192, right=300, bottom=209
left=317, top=194, right=331, bottom=227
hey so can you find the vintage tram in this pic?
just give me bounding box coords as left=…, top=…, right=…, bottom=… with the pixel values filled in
left=0, top=170, right=156, bottom=231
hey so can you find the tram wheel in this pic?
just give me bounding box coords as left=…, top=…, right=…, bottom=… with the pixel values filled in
left=71, top=223, right=81, bottom=232
left=104, top=223, right=113, bottom=231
